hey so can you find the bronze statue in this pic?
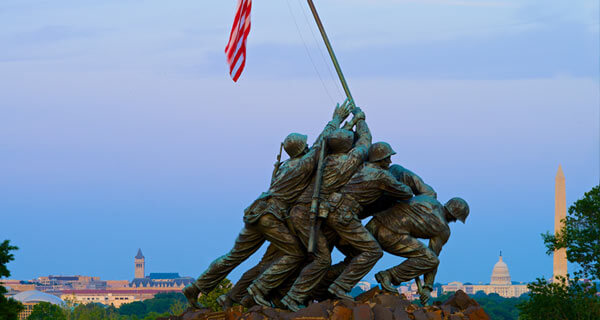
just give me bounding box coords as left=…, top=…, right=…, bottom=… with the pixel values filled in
left=183, top=99, right=470, bottom=311
left=367, top=195, right=469, bottom=304
left=182, top=100, right=352, bottom=309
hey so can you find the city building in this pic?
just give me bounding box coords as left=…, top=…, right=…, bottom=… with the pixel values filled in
left=135, top=248, right=145, bottom=279
left=442, top=253, right=529, bottom=298
left=2, top=249, right=194, bottom=309
left=35, top=275, right=107, bottom=293
left=0, top=280, right=35, bottom=293
left=12, top=290, right=65, bottom=320
left=61, top=289, right=159, bottom=308
left=129, top=273, right=194, bottom=290
left=129, top=249, right=194, bottom=290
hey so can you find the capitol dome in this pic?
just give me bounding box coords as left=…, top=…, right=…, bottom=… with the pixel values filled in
left=490, top=254, right=511, bottom=285
left=13, top=290, right=65, bottom=306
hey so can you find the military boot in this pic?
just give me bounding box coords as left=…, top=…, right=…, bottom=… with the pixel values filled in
left=240, top=294, right=256, bottom=308
left=328, top=283, right=354, bottom=301
left=375, top=270, right=396, bottom=293
left=281, top=295, right=305, bottom=312
left=182, top=284, right=203, bottom=309
left=247, top=283, right=272, bottom=307
left=216, top=294, right=234, bottom=310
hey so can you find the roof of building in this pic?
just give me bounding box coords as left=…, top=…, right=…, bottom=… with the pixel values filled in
left=148, top=273, right=180, bottom=279
left=61, top=289, right=179, bottom=295
left=13, top=290, right=65, bottom=306
left=135, top=249, right=144, bottom=259
left=49, top=276, right=79, bottom=281
left=490, top=254, right=511, bottom=285
left=130, top=277, right=193, bottom=287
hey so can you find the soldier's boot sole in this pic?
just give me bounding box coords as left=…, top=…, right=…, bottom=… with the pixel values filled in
left=375, top=271, right=397, bottom=293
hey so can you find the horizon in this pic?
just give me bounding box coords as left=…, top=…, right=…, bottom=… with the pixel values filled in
left=2, top=0, right=599, bottom=286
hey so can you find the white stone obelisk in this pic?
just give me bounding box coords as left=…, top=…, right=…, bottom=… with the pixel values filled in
left=553, top=165, right=568, bottom=280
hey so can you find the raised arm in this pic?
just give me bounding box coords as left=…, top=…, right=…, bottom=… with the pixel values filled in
left=311, top=99, right=352, bottom=147
left=353, top=109, right=371, bottom=150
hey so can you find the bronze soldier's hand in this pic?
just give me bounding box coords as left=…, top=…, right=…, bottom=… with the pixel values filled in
left=354, top=109, right=366, bottom=122
left=333, top=98, right=352, bottom=121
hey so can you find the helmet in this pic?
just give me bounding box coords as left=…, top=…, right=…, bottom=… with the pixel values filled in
left=327, top=129, right=354, bottom=153
left=283, top=133, right=308, bottom=158
left=368, top=142, right=396, bottom=162
left=444, top=197, right=469, bottom=223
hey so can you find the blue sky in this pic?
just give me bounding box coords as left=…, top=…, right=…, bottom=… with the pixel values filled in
left=1, top=0, right=598, bottom=285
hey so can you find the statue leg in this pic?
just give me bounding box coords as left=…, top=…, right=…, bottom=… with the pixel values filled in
left=193, top=223, right=266, bottom=293
left=326, top=209, right=383, bottom=294
left=368, top=220, right=439, bottom=285
left=228, top=244, right=281, bottom=304
left=248, top=213, right=305, bottom=302
left=310, top=259, right=349, bottom=301
left=281, top=204, right=332, bottom=307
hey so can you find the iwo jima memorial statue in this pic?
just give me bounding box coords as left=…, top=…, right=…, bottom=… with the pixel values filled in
left=179, top=0, right=475, bottom=318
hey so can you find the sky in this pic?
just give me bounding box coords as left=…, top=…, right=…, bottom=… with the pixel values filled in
left=1, top=0, right=599, bottom=286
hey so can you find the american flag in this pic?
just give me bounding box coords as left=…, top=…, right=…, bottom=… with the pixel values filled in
left=225, top=0, right=252, bottom=82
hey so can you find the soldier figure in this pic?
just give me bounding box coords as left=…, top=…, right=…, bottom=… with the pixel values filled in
left=182, top=101, right=352, bottom=309
left=282, top=140, right=414, bottom=310
left=366, top=195, right=469, bottom=304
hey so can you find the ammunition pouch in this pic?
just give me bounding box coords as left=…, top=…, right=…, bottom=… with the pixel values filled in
left=323, top=192, right=362, bottom=224
left=243, top=193, right=287, bottom=224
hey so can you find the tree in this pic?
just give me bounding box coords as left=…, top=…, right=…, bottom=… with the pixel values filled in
left=518, top=277, right=599, bottom=320
left=117, top=292, right=187, bottom=318
left=0, top=240, right=24, bottom=320
left=27, top=302, right=67, bottom=320
left=198, top=278, right=232, bottom=311
left=168, top=299, right=186, bottom=316
left=518, top=185, right=600, bottom=319
left=70, top=303, right=120, bottom=320
left=118, top=301, right=147, bottom=317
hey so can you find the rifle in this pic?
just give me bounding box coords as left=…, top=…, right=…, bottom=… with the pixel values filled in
left=307, top=138, right=327, bottom=253
left=271, top=142, right=284, bottom=181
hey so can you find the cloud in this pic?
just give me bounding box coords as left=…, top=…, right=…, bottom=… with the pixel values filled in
left=10, top=25, right=102, bottom=45
left=362, top=0, right=513, bottom=7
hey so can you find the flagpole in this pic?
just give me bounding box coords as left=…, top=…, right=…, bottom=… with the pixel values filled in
left=306, top=0, right=354, bottom=104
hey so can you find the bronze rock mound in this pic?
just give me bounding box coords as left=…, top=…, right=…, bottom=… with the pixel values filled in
left=158, top=289, right=490, bottom=320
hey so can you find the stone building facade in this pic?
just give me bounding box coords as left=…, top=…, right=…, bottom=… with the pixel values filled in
left=442, top=254, right=529, bottom=298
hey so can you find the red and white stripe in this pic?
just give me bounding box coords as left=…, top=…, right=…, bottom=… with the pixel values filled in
left=225, top=0, right=252, bottom=82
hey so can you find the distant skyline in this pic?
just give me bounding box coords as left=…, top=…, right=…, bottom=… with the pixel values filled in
left=1, top=0, right=599, bottom=285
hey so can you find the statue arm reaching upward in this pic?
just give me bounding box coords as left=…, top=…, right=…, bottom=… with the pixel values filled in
left=311, top=99, right=352, bottom=147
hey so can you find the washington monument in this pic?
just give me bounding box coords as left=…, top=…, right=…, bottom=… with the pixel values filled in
left=553, top=165, right=568, bottom=280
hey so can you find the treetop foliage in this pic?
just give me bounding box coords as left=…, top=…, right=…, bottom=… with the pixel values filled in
left=0, top=240, right=23, bottom=320
left=0, top=240, right=18, bottom=279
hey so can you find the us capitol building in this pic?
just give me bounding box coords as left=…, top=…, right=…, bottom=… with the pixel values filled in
left=442, top=253, right=529, bottom=298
